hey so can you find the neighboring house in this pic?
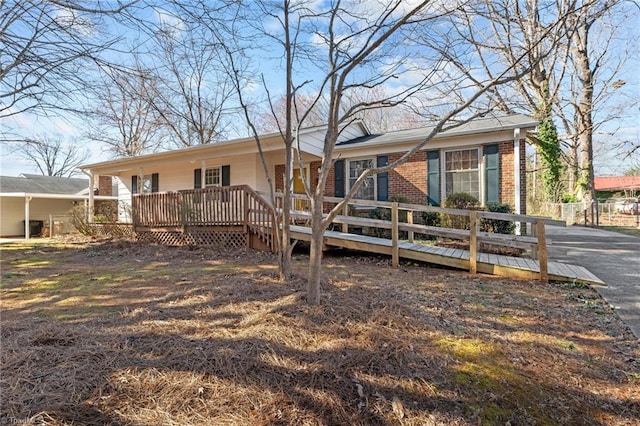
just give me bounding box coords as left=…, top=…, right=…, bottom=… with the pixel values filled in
left=594, top=176, right=640, bottom=198
left=0, top=174, right=116, bottom=238
left=80, top=114, right=537, bottom=217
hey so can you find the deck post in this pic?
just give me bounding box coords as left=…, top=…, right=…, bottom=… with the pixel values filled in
left=407, top=210, right=414, bottom=243
left=392, top=202, right=399, bottom=267
left=342, top=203, right=349, bottom=233
left=243, top=190, right=250, bottom=248
left=469, top=210, right=478, bottom=274
left=530, top=223, right=538, bottom=260
left=536, top=219, right=548, bottom=282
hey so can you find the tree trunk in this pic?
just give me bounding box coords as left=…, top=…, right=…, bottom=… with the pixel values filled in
left=279, top=1, right=294, bottom=282
left=306, top=196, right=324, bottom=305
left=572, top=20, right=596, bottom=203
left=279, top=145, right=294, bottom=281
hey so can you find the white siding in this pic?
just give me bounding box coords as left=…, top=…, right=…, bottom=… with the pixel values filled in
left=116, top=177, right=132, bottom=222
left=1, top=196, right=78, bottom=237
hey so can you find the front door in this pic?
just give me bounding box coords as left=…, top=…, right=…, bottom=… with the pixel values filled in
left=293, top=168, right=307, bottom=211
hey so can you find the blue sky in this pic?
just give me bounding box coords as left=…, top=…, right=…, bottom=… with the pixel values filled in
left=1, top=1, right=639, bottom=178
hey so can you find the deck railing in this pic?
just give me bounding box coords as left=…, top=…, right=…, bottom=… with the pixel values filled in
left=132, top=185, right=278, bottom=251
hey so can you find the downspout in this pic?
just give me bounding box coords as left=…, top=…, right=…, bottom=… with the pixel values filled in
left=24, top=195, right=32, bottom=239
left=514, top=128, right=522, bottom=235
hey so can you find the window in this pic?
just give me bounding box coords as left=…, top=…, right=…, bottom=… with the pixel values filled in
left=205, top=167, right=221, bottom=187
left=348, top=158, right=375, bottom=200
left=141, top=174, right=153, bottom=193
left=444, top=148, right=480, bottom=200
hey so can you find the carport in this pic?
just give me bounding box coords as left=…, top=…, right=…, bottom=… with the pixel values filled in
left=0, top=192, right=118, bottom=239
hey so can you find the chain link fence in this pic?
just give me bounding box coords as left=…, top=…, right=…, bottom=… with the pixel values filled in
left=537, top=201, right=640, bottom=227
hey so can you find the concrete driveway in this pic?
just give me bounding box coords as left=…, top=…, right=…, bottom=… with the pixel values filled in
left=546, top=225, right=640, bottom=339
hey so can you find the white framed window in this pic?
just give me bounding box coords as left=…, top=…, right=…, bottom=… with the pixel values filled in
left=348, top=158, right=375, bottom=200
left=141, top=174, right=153, bottom=194
left=444, top=148, right=480, bottom=201
left=205, top=167, right=221, bottom=187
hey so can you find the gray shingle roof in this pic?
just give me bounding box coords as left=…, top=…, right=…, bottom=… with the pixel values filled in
left=0, top=174, right=89, bottom=194
left=337, top=114, right=538, bottom=148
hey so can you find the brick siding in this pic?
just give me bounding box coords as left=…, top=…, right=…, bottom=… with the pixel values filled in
left=388, top=151, right=427, bottom=203
left=97, top=176, right=112, bottom=196
left=274, top=142, right=525, bottom=212
left=498, top=140, right=527, bottom=214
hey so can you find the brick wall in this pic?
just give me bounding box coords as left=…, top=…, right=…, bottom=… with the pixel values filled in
left=388, top=151, right=427, bottom=203
left=97, top=176, right=112, bottom=196
left=498, top=140, right=527, bottom=214
left=499, top=141, right=514, bottom=206
left=273, top=143, right=525, bottom=211
left=519, top=139, right=527, bottom=215
left=274, top=164, right=285, bottom=191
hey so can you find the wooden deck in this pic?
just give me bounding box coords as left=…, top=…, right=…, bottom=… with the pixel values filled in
left=289, top=225, right=605, bottom=286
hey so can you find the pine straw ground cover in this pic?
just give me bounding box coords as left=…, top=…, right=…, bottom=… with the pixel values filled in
left=0, top=239, right=638, bottom=426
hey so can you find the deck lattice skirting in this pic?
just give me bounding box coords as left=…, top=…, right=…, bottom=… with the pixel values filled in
left=135, top=227, right=248, bottom=248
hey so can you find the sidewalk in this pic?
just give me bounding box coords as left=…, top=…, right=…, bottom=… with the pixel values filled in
left=546, top=225, right=640, bottom=339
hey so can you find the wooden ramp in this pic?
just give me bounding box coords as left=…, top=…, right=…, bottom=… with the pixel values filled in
left=289, top=225, right=605, bottom=286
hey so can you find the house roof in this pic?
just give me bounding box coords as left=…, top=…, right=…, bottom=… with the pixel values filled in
left=336, top=114, right=538, bottom=148
left=0, top=174, right=89, bottom=195
left=594, top=176, right=640, bottom=191
left=81, top=121, right=370, bottom=173
left=80, top=114, right=537, bottom=174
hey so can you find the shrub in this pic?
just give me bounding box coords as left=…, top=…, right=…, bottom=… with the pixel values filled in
left=562, top=193, right=580, bottom=203
left=441, top=192, right=480, bottom=229
left=68, top=205, right=96, bottom=236
left=366, top=195, right=409, bottom=238
left=421, top=210, right=440, bottom=227
left=481, top=203, right=515, bottom=235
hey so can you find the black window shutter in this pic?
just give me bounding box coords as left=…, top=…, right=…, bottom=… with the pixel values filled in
left=151, top=173, right=159, bottom=193
left=222, top=165, right=230, bottom=186
left=131, top=175, right=138, bottom=194
left=194, top=168, right=202, bottom=189
left=427, top=150, right=440, bottom=206
left=485, top=144, right=500, bottom=204
left=334, top=159, right=345, bottom=197
left=377, top=155, right=388, bottom=201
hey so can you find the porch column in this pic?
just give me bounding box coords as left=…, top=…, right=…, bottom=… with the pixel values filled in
left=24, top=196, right=32, bottom=239
left=514, top=128, right=522, bottom=235
left=88, top=171, right=95, bottom=223
left=201, top=160, right=206, bottom=187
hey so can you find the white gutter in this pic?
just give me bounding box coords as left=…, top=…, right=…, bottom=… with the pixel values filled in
left=0, top=192, right=117, bottom=200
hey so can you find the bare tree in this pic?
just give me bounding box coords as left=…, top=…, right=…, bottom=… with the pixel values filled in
left=172, top=1, right=561, bottom=303
left=144, top=18, right=236, bottom=147
left=87, top=65, right=164, bottom=157
left=560, top=0, right=632, bottom=202
left=254, top=93, right=328, bottom=133
left=256, top=86, right=424, bottom=133
left=296, top=1, right=538, bottom=304
left=0, top=0, right=134, bottom=119
left=447, top=0, right=636, bottom=204
left=16, top=135, right=89, bottom=177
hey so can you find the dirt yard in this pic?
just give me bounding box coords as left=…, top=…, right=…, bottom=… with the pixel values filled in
left=1, top=238, right=638, bottom=425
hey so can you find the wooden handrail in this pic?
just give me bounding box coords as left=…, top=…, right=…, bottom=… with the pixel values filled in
left=268, top=191, right=550, bottom=281
left=265, top=191, right=566, bottom=226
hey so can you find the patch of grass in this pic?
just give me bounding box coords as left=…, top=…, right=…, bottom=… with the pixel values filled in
left=11, top=259, right=51, bottom=268
left=601, top=225, right=640, bottom=238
